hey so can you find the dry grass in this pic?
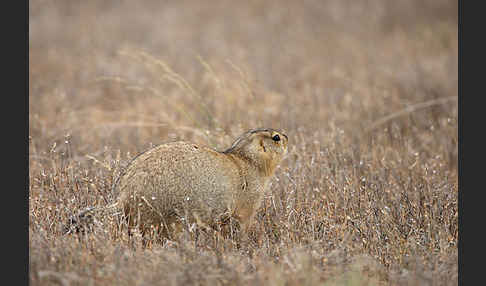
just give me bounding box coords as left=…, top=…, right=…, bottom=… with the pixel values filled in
left=29, top=0, right=458, bottom=285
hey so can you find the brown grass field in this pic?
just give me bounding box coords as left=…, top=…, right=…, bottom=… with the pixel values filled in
left=29, top=1, right=458, bottom=285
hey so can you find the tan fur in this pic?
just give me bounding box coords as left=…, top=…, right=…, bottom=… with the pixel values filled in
left=64, top=128, right=288, bottom=238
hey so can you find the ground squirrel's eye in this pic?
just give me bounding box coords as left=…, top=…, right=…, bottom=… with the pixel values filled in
left=272, top=134, right=280, bottom=142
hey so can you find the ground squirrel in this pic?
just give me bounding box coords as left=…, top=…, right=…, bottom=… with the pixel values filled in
left=63, top=128, right=288, bottom=239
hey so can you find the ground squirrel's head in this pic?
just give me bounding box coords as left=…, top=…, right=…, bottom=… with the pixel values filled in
left=223, top=128, right=288, bottom=176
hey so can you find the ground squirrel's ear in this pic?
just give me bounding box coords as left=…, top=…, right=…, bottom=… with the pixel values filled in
left=259, top=138, right=266, bottom=152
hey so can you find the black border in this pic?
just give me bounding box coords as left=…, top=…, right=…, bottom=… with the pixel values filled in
left=23, top=0, right=29, bottom=285
left=10, top=0, right=28, bottom=285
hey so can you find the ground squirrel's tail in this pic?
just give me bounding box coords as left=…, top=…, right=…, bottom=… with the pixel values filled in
left=62, top=202, right=119, bottom=235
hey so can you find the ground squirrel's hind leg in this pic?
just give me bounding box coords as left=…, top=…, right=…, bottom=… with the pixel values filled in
left=62, top=202, right=119, bottom=235
left=62, top=206, right=97, bottom=235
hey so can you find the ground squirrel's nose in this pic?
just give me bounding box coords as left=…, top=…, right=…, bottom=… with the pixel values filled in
left=282, top=138, right=289, bottom=155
